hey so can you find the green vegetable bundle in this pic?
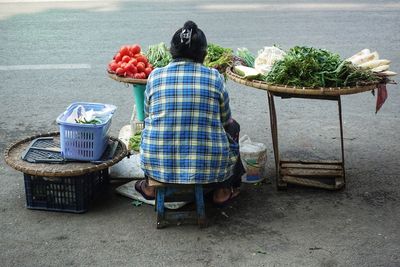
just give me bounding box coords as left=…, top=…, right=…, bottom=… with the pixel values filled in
left=235, top=48, right=255, bottom=68
left=145, top=42, right=172, bottom=68
left=129, top=131, right=142, bottom=152
left=204, top=43, right=233, bottom=74
left=74, top=118, right=101, bottom=124
left=266, top=46, right=379, bottom=87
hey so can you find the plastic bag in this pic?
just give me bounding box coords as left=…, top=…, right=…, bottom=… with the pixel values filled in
left=254, top=46, right=286, bottom=75
left=66, top=104, right=116, bottom=124
left=239, top=135, right=268, bottom=183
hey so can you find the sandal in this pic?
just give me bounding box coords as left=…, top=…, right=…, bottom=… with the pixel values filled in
left=213, top=187, right=240, bottom=207
left=134, top=179, right=155, bottom=200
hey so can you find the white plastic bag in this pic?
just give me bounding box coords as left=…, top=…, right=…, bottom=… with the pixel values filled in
left=66, top=104, right=116, bottom=123
left=66, top=105, right=86, bottom=123
left=239, top=135, right=268, bottom=183
left=254, top=46, right=286, bottom=75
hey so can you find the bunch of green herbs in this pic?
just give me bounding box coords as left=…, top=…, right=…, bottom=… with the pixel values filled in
left=265, top=46, right=378, bottom=87
left=204, top=43, right=233, bottom=74
left=235, top=47, right=256, bottom=68
left=128, top=131, right=142, bottom=152
left=74, top=118, right=101, bottom=124
left=145, top=42, right=172, bottom=68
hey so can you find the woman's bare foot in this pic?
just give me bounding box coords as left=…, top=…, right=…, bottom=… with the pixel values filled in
left=135, top=179, right=155, bottom=199
left=213, top=187, right=240, bottom=205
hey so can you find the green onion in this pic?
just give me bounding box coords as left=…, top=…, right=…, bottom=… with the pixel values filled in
left=145, top=42, right=172, bottom=68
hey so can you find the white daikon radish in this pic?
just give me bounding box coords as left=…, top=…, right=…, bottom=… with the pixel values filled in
left=371, top=65, right=390, bottom=72
left=347, top=48, right=370, bottom=62
left=351, top=51, right=379, bottom=65
left=359, top=59, right=391, bottom=69
left=380, top=70, right=397, bottom=76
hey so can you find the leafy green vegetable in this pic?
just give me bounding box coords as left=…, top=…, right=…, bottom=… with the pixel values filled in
left=265, top=46, right=379, bottom=87
left=129, top=131, right=142, bottom=152
left=235, top=48, right=255, bottom=68
left=74, top=118, right=101, bottom=124
left=145, top=42, right=172, bottom=68
left=204, top=43, right=233, bottom=74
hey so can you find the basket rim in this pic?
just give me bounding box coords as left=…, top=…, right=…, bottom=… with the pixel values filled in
left=226, top=66, right=379, bottom=96
left=108, top=71, right=147, bottom=85
left=4, top=132, right=128, bottom=177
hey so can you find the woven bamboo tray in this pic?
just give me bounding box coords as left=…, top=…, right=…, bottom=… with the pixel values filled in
left=108, top=72, right=147, bottom=85
left=226, top=67, right=378, bottom=96
left=4, top=132, right=128, bottom=177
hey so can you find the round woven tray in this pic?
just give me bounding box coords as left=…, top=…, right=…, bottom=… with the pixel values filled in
left=226, top=67, right=378, bottom=96
left=108, top=72, right=147, bottom=85
left=4, top=132, right=128, bottom=177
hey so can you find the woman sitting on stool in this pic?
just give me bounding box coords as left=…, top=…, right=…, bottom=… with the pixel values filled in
left=135, top=20, right=245, bottom=205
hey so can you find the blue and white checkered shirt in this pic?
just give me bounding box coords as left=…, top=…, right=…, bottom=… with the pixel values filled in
left=140, top=60, right=237, bottom=184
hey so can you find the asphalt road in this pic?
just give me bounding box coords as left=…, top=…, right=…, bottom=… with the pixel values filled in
left=1, top=1, right=399, bottom=266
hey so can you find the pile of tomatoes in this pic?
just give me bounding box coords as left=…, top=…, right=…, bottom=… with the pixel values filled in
left=108, top=44, right=153, bottom=79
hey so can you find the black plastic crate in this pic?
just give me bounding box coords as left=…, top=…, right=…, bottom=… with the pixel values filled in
left=23, top=169, right=109, bottom=213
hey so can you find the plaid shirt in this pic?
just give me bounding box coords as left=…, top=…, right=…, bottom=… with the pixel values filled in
left=140, top=60, right=237, bottom=184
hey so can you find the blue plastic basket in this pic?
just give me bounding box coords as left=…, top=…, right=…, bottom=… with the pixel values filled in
left=56, top=102, right=117, bottom=161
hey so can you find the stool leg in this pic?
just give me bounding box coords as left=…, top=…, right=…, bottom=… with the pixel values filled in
left=194, top=185, right=207, bottom=228
left=156, top=188, right=167, bottom=229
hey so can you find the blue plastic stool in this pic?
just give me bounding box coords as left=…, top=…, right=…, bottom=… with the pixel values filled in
left=148, top=179, right=207, bottom=229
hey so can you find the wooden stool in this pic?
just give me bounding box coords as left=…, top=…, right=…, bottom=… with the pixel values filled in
left=148, top=178, right=207, bottom=229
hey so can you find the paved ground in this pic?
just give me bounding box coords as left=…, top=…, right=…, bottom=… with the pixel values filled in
left=0, top=1, right=399, bottom=266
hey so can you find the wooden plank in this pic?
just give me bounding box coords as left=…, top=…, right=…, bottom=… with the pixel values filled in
left=280, top=159, right=342, bottom=165
left=282, top=175, right=340, bottom=190
left=281, top=162, right=343, bottom=170
left=280, top=167, right=343, bottom=177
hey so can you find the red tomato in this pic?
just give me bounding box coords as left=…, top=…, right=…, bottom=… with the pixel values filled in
left=125, top=71, right=134, bottom=78
left=119, top=45, right=130, bottom=57
left=144, top=67, right=152, bottom=76
left=130, top=44, right=141, bottom=55
left=146, top=63, right=153, bottom=69
left=129, top=58, right=137, bottom=66
left=129, top=65, right=138, bottom=74
left=123, top=64, right=131, bottom=73
left=116, top=67, right=124, bottom=76
left=137, top=62, right=145, bottom=72
left=134, top=73, right=142, bottom=79
left=122, top=55, right=131, bottom=63
left=114, top=53, right=122, bottom=62
left=139, top=72, right=146, bottom=79
left=108, top=61, right=118, bottom=72
left=136, top=55, right=148, bottom=64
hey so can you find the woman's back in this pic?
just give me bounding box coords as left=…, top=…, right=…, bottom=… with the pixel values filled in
left=141, top=60, right=234, bottom=184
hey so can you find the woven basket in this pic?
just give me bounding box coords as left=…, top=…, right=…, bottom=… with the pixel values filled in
left=226, top=67, right=378, bottom=96
left=108, top=72, right=147, bottom=85
left=4, top=132, right=128, bottom=177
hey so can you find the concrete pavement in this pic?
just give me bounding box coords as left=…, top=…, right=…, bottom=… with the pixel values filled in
left=1, top=1, right=399, bottom=266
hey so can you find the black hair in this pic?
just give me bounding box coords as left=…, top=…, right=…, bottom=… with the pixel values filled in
left=170, top=21, right=207, bottom=63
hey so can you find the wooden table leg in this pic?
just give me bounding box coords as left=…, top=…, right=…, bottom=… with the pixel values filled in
left=337, top=96, right=346, bottom=188
left=267, top=92, right=286, bottom=189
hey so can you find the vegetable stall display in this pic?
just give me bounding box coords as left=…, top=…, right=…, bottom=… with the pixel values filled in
left=232, top=46, right=396, bottom=87
left=227, top=45, right=397, bottom=191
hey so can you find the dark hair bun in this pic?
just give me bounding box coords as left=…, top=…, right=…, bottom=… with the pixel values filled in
left=183, top=21, right=198, bottom=31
